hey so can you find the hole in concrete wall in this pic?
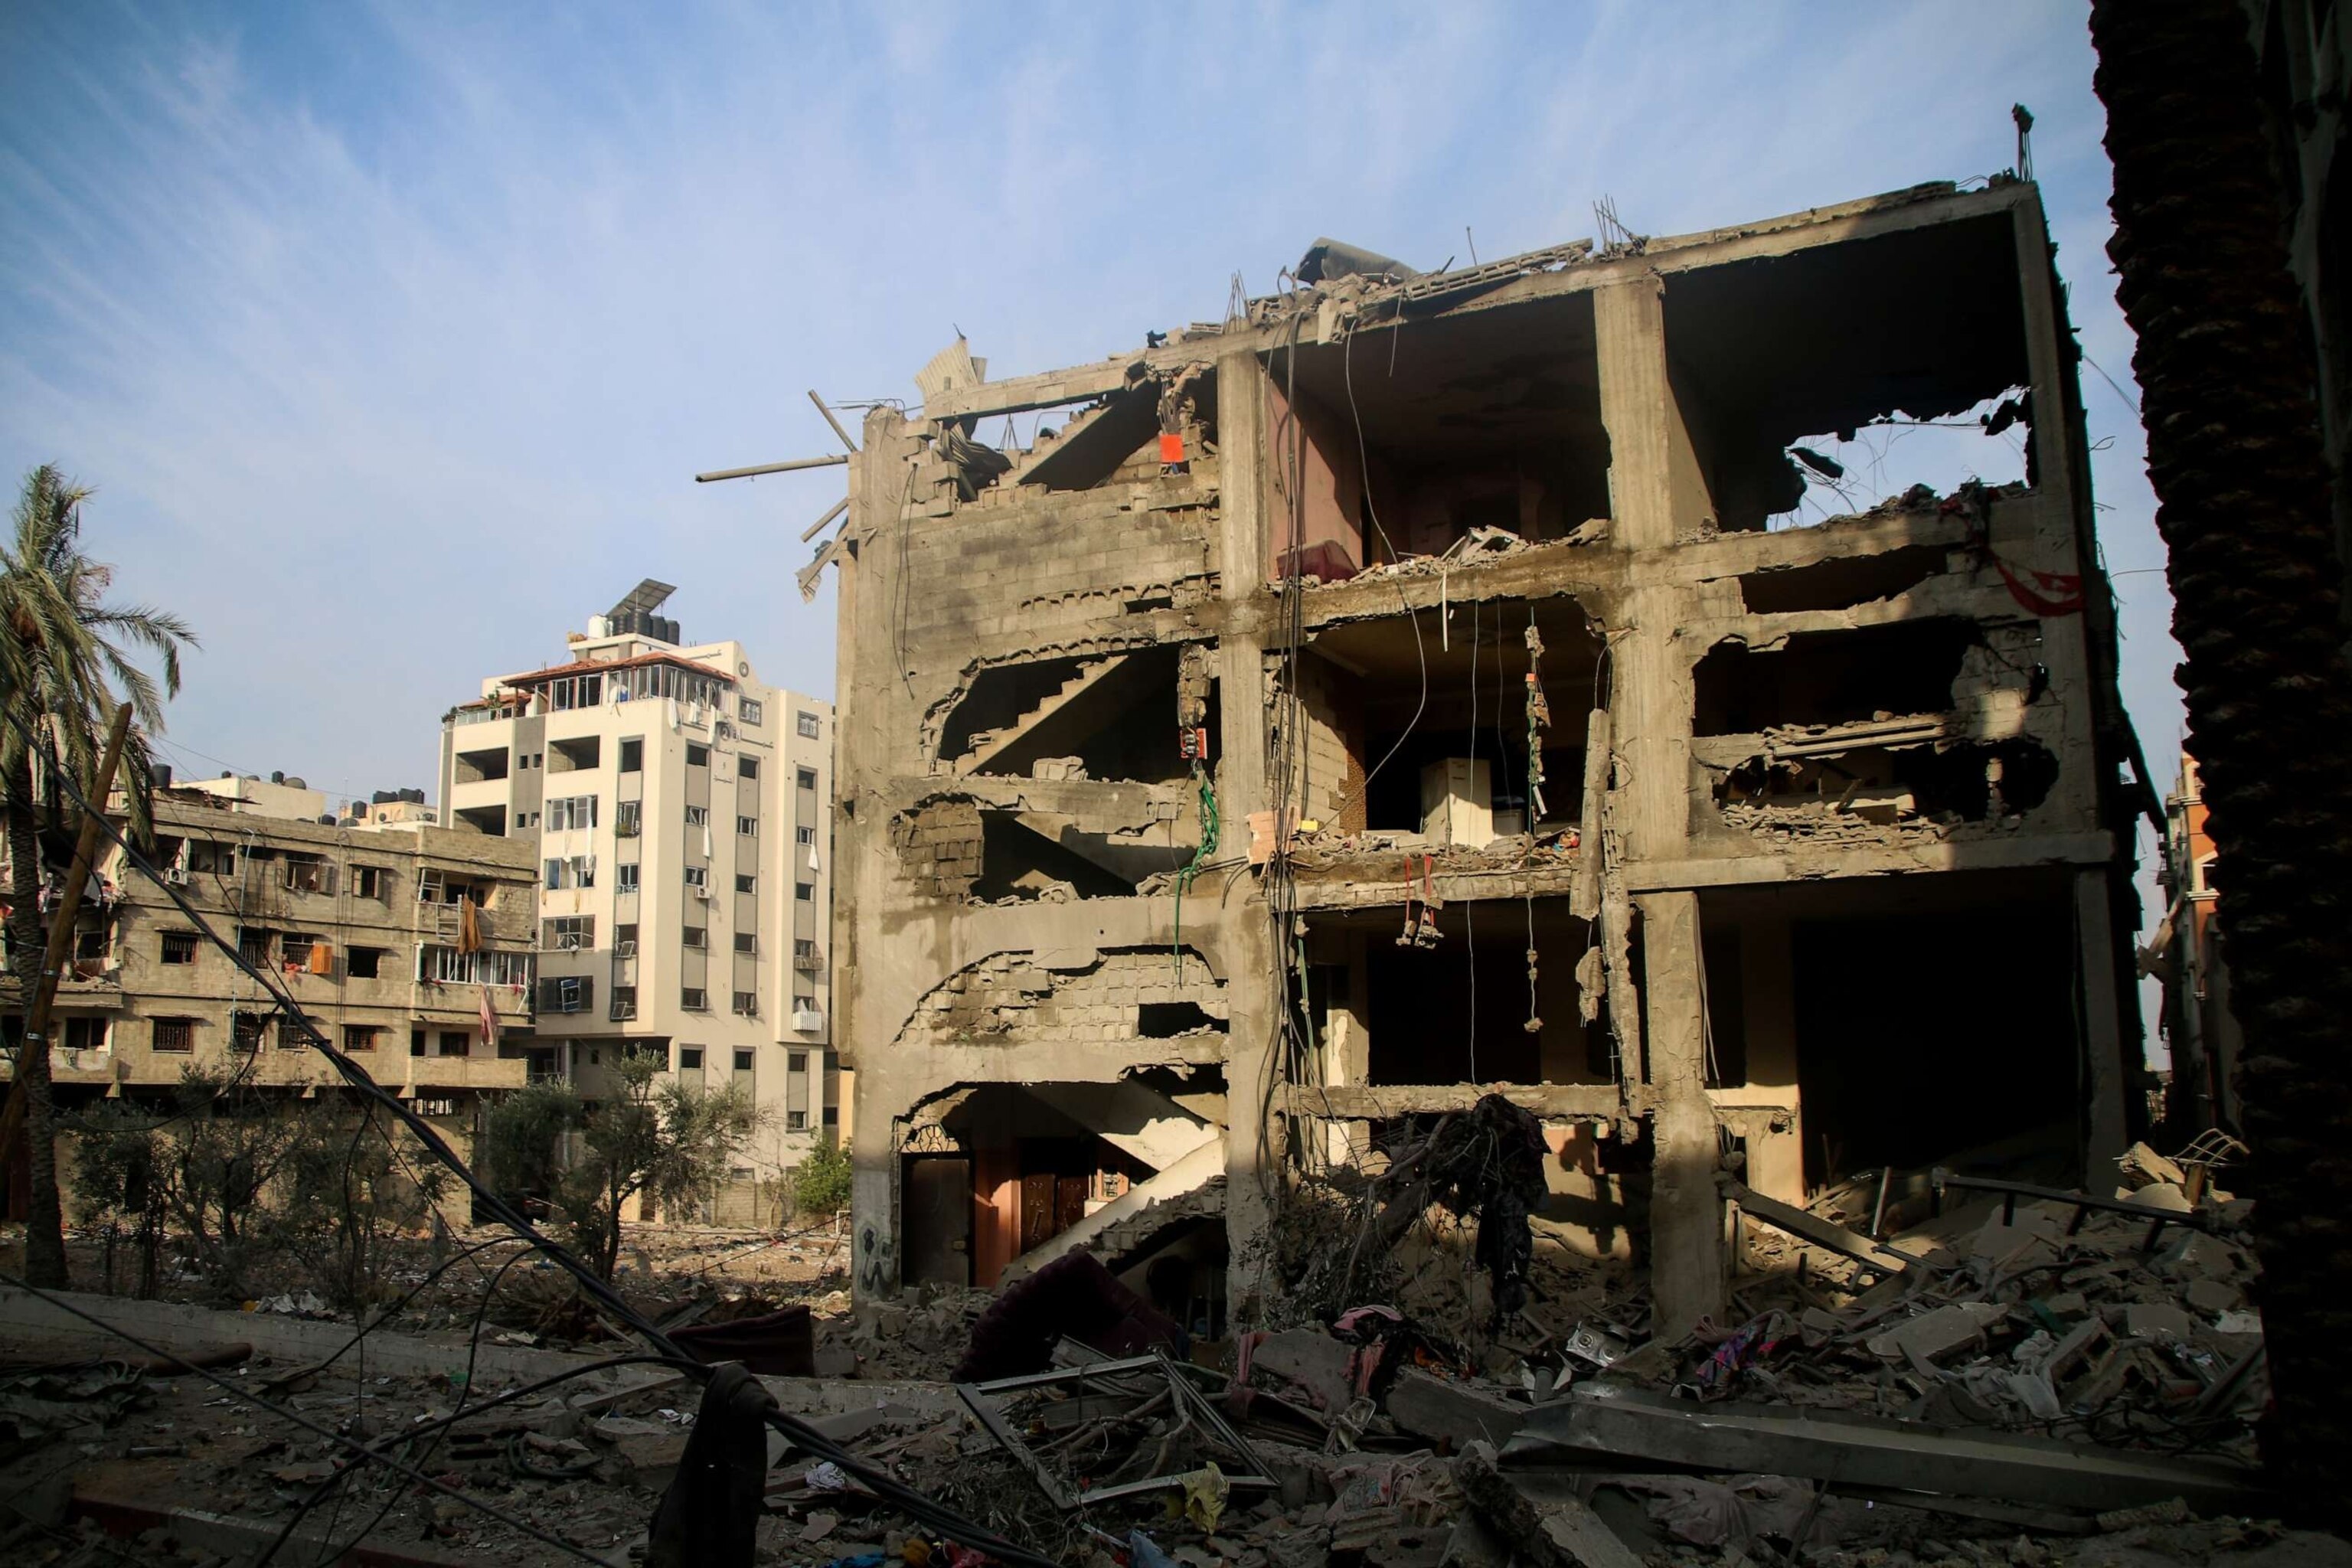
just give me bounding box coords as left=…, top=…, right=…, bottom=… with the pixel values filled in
left=1303, top=596, right=1602, bottom=835
left=970, top=812, right=1140, bottom=901
left=1766, top=388, right=2029, bottom=530
left=941, top=643, right=1210, bottom=784
left=1692, top=619, right=1978, bottom=736
left=1737, top=544, right=1950, bottom=616
left=1267, top=293, right=1610, bottom=577
left=452, top=802, right=508, bottom=836
left=1138, top=1001, right=1226, bottom=1037
left=900, top=1080, right=1218, bottom=1290
left=1792, top=888, right=2076, bottom=1186
left=1662, top=211, right=2034, bottom=533
left=1718, top=737, right=2058, bottom=825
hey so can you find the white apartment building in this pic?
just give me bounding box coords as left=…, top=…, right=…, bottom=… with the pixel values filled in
left=438, top=581, right=838, bottom=1217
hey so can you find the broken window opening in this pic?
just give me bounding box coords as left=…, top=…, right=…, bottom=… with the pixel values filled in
left=1661, top=211, right=2034, bottom=533
left=1717, top=737, right=2060, bottom=828
left=939, top=643, right=1210, bottom=785
left=1692, top=619, right=1980, bottom=737
left=1762, top=388, right=2031, bottom=531
left=1263, top=293, right=1609, bottom=580
left=452, top=802, right=508, bottom=838
left=1303, top=596, right=1601, bottom=835
left=1736, top=544, right=1952, bottom=616
left=1137, top=1001, right=1227, bottom=1038
left=1298, top=899, right=1604, bottom=1088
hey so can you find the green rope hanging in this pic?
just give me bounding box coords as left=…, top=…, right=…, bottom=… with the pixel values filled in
left=1171, top=762, right=1220, bottom=979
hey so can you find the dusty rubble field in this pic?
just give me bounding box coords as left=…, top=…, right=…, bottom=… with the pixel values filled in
left=6, top=1166, right=2352, bottom=1568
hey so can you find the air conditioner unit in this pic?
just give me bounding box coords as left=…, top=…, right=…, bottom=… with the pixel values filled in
left=163, top=867, right=189, bottom=886
left=791, top=1008, right=825, bottom=1033
left=694, top=886, right=712, bottom=900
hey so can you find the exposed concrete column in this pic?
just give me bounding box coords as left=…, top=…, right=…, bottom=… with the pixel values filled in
left=1215, top=348, right=1284, bottom=1325
left=1736, top=913, right=1805, bottom=1206
left=2076, top=868, right=2130, bottom=1174
left=1636, top=890, right=1727, bottom=1339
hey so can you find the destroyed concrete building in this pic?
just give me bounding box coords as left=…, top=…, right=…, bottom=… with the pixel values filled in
left=817, top=178, right=2151, bottom=1337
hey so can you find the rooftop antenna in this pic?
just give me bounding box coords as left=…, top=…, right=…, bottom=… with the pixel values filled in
left=1465, top=226, right=1479, bottom=266
left=2013, top=103, right=2035, bottom=184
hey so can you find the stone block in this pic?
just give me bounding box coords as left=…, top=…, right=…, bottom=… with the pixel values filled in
left=1385, top=1369, right=1527, bottom=1449
left=1865, top=1301, right=2006, bottom=1364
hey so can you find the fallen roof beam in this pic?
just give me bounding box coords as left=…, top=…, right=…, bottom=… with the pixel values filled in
left=1504, top=1384, right=2259, bottom=1514
left=1720, top=1177, right=1922, bottom=1272
left=695, top=453, right=849, bottom=483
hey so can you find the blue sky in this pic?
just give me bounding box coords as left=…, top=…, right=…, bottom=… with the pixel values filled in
left=2, top=3, right=2180, bottom=985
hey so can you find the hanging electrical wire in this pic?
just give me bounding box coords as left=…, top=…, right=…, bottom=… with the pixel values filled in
left=0, top=705, right=1063, bottom=1568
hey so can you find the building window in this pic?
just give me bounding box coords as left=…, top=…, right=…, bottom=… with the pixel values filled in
left=546, top=795, right=598, bottom=831
left=789, top=1050, right=808, bottom=1073
left=231, top=1013, right=265, bottom=1052
left=682, top=925, right=707, bottom=949
left=795, top=882, right=814, bottom=901
left=739, top=757, right=760, bottom=780
left=681, top=987, right=708, bottom=1011
left=794, top=992, right=815, bottom=1013
left=609, top=985, right=638, bottom=1021
left=152, top=1018, right=194, bottom=1054
left=616, top=923, right=639, bottom=956
left=795, top=825, right=816, bottom=846
left=796, top=710, right=820, bottom=739
left=685, top=805, right=708, bottom=827
left=614, top=800, right=642, bottom=837
left=733, top=932, right=755, bottom=955
left=620, top=737, right=644, bottom=773
left=64, top=1017, right=106, bottom=1053
left=410, top=1029, right=426, bottom=1057
left=542, top=975, right=589, bottom=1014
left=543, top=855, right=595, bottom=890
left=683, top=866, right=708, bottom=890
left=618, top=863, right=641, bottom=893
left=796, top=767, right=818, bottom=791
left=544, top=916, right=596, bottom=952
left=348, top=947, right=384, bottom=978
left=161, top=931, right=198, bottom=965
left=732, top=991, right=758, bottom=1016
left=282, top=854, right=332, bottom=894
left=439, top=1031, right=470, bottom=1057
left=342, top=1025, right=380, bottom=1052
left=788, top=1110, right=807, bottom=1131
left=737, top=815, right=758, bottom=837
left=678, top=1046, right=704, bottom=1071
left=740, top=698, right=764, bottom=727
left=733, top=1048, right=754, bottom=1073
left=276, top=1016, right=312, bottom=1050
left=737, top=874, right=757, bottom=894
left=238, top=928, right=271, bottom=966
left=687, top=743, right=710, bottom=767
left=351, top=865, right=386, bottom=900
left=822, top=1106, right=838, bottom=1127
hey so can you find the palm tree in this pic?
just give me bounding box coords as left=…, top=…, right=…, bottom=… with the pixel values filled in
left=2090, top=0, right=2352, bottom=1508
left=2, top=465, right=194, bottom=1288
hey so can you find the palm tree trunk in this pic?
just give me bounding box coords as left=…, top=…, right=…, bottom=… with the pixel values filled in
left=4, top=753, right=67, bottom=1286
left=2092, top=0, right=2352, bottom=1509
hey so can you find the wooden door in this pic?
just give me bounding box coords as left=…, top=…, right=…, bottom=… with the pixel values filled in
left=903, top=1158, right=973, bottom=1285
left=1020, top=1171, right=1058, bottom=1253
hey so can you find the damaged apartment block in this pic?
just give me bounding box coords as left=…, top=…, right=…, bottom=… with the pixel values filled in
left=818, top=178, right=2149, bottom=1341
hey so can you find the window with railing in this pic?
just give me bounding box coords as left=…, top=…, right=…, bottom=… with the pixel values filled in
left=421, top=946, right=534, bottom=987
left=152, top=1018, right=195, bottom=1054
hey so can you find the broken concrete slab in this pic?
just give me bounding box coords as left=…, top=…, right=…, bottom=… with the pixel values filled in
left=1384, top=1370, right=1528, bottom=1449
left=1452, top=1440, right=1642, bottom=1568
left=2124, top=1302, right=2193, bottom=1341
left=1252, top=1329, right=1357, bottom=1412
left=1504, top=1383, right=2259, bottom=1514
left=1864, top=1301, right=2006, bottom=1364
